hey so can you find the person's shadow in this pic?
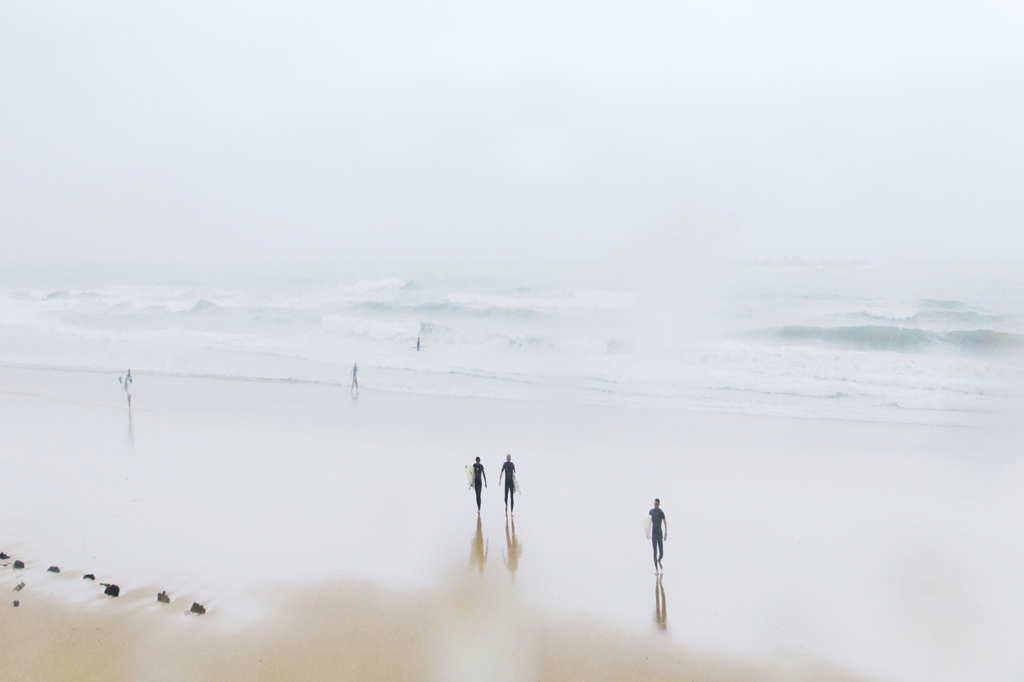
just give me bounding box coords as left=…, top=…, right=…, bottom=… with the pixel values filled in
left=502, top=516, right=522, bottom=583
left=469, top=516, right=488, bottom=576
left=653, top=576, right=667, bottom=631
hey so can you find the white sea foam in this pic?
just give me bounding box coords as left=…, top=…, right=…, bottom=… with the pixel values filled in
left=447, top=288, right=637, bottom=312
left=349, top=277, right=408, bottom=292
left=863, top=303, right=918, bottom=321
left=321, top=314, right=419, bottom=340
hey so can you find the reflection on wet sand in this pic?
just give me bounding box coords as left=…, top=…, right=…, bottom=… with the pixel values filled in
left=503, top=516, right=522, bottom=582
left=127, top=413, right=134, bottom=449
left=469, top=516, right=488, bottom=575
left=653, top=577, right=667, bottom=631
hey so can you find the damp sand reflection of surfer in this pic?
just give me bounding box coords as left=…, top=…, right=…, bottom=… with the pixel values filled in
left=469, top=516, right=488, bottom=576
left=653, top=576, right=667, bottom=631
left=503, top=516, right=522, bottom=583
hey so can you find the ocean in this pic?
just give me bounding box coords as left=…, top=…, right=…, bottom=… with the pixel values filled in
left=0, top=261, right=1020, bottom=424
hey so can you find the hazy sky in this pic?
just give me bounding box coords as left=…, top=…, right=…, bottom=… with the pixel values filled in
left=2, top=1, right=1022, bottom=265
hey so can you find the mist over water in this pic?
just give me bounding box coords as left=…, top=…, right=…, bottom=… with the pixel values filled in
left=1, top=3, right=1023, bottom=681
left=2, top=261, right=1020, bottom=425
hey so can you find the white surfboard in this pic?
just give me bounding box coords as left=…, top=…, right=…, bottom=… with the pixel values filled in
left=643, top=516, right=653, bottom=540
left=512, top=471, right=521, bottom=495
left=465, top=465, right=475, bottom=489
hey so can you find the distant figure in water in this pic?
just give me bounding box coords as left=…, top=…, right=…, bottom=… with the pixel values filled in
left=473, top=456, right=487, bottom=513
left=416, top=337, right=420, bottom=351
left=119, top=369, right=133, bottom=409
left=498, top=454, right=516, bottom=516
left=649, top=498, right=668, bottom=575
left=351, top=363, right=358, bottom=395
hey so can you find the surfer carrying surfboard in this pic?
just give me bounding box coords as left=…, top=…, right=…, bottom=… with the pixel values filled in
left=498, top=454, right=517, bottom=516
left=649, top=499, right=668, bottom=575
left=472, top=457, right=487, bottom=513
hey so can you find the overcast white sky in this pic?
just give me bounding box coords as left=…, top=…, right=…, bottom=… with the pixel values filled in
left=1, top=0, right=1022, bottom=266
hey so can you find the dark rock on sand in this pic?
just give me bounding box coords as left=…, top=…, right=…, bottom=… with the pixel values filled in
left=47, top=566, right=60, bottom=573
left=83, top=574, right=95, bottom=580
left=189, top=602, right=206, bottom=615
left=102, top=584, right=120, bottom=597
left=157, top=591, right=170, bottom=604
left=13, top=560, right=24, bottom=569
left=14, top=582, right=24, bottom=592
left=13, top=600, right=18, bottom=607
left=0, top=552, right=8, bottom=559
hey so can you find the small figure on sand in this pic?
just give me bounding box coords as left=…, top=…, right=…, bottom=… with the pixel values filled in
left=416, top=336, right=420, bottom=351
left=351, top=363, right=358, bottom=395
left=498, top=454, right=517, bottom=516
left=649, top=498, right=668, bottom=575
left=472, top=456, right=487, bottom=513
left=119, top=369, right=133, bottom=409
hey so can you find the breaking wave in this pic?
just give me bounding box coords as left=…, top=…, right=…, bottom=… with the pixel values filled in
left=188, top=300, right=224, bottom=314
left=942, top=330, right=1024, bottom=351
left=764, top=325, right=1023, bottom=352
left=354, top=301, right=542, bottom=320
left=862, top=305, right=918, bottom=321
left=448, top=289, right=638, bottom=312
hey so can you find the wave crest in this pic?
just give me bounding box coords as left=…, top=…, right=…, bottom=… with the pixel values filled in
left=765, top=326, right=1022, bottom=353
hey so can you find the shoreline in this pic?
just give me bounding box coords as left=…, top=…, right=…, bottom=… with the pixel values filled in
left=0, top=359, right=1012, bottom=428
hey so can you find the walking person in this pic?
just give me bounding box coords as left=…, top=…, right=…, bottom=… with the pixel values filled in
left=351, top=363, right=358, bottom=395
left=119, top=369, right=133, bottom=409
left=649, top=498, right=668, bottom=575
left=472, top=456, right=487, bottom=513
left=498, top=454, right=517, bottom=516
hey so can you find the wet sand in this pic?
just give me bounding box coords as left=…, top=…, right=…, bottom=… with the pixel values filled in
left=1, top=573, right=870, bottom=682
left=0, top=365, right=1021, bottom=681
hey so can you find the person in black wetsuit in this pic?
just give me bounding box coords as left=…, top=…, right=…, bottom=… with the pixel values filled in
left=473, top=457, right=487, bottom=513
left=649, top=498, right=668, bottom=574
left=498, top=454, right=516, bottom=516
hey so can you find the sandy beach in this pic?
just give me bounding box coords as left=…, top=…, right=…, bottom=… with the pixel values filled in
left=1, top=365, right=1022, bottom=681
left=4, top=0, right=1023, bottom=676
